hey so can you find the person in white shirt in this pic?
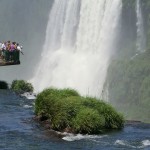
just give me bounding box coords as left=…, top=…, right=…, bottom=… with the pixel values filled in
left=17, top=43, right=24, bottom=55
left=0, top=42, right=2, bottom=56
left=1, top=42, right=6, bottom=59
left=0, top=42, right=2, bottom=49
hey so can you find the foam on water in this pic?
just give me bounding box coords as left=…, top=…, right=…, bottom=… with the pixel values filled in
left=142, top=140, right=150, bottom=147
left=115, top=140, right=136, bottom=148
left=23, top=105, right=33, bottom=108
left=62, top=133, right=106, bottom=142
left=115, top=140, right=126, bottom=146
left=115, top=139, right=150, bottom=149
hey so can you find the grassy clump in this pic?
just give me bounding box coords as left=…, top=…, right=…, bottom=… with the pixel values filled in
left=11, top=80, right=33, bottom=93
left=83, top=97, right=124, bottom=129
left=35, top=88, right=124, bottom=134
left=0, top=81, right=9, bottom=89
left=72, top=107, right=105, bottom=134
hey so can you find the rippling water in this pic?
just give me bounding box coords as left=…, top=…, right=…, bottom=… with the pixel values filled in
left=0, top=90, right=150, bottom=150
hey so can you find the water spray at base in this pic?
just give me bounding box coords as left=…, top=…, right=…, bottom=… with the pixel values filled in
left=32, top=0, right=122, bottom=98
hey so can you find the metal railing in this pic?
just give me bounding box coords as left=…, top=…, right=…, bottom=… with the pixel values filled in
left=1, top=50, right=20, bottom=63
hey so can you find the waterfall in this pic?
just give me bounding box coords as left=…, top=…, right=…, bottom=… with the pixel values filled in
left=136, top=0, right=146, bottom=52
left=32, top=0, right=122, bottom=97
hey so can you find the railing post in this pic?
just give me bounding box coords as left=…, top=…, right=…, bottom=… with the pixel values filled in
left=16, top=50, right=20, bottom=63
left=5, top=50, right=9, bottom=62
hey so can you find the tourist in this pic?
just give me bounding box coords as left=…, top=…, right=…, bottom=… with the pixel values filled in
left=17, top=43, right=24, bottom=55
left=0, top=42, right=2, bottom=56
left=9, top=42, right=16, bottom=61
left=1, top=42, right=6, bottom=59
left=0, top=40, right=23, bottom=63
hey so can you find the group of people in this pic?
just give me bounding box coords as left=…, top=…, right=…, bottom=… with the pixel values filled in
left=0, top=41, right=23, bottom=63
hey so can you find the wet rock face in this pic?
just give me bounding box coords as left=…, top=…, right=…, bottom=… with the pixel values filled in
left=0, top=81, right=8, bottom=89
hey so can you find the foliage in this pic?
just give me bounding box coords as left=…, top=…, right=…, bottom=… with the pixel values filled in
left=105, top=0, right=150, bottom=123
left=11, top=80, right=33, bottom=93
left=72, top=108, right=105, bottom=134
left=106, top=51, right=150, bottom=123
left=50, top=96, right=83, bottom=130
left=35, top=88, right=124, bottom=134
left=140, top=76, right=150, bottom=107
left=35, top=88, right=80, bottom=118
left=0, top=81, right=9, bottom=89
left=83, top=97, right=124, bottom=129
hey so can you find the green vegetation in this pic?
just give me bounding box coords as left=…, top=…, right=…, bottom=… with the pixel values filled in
left=0, top=81, right=8, bottom=89
left=104, top=1, right=150, bottom=123
left=35, top=88, right=124, bottom=134
left=106, top=51, right=150, bottom=123
left=11, top=80, right=33, bottom=93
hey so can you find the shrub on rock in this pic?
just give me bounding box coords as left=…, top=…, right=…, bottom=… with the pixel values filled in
left=11, top=80, right=33, bottom=93
left=72, top=107, right=105, bottom=134
left=35, top=88, right=125, bottom=134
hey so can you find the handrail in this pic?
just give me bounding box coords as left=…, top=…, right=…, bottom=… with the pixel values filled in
left=1, top=50, right=20, bottom=64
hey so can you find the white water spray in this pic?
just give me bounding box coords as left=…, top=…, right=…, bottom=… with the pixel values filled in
left=136, top=0, right=146, bottom=52
left=32, top=0, right=122, bottom=97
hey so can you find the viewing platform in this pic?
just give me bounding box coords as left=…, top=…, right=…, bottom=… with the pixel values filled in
left=0, top=51, right=20, bottom=66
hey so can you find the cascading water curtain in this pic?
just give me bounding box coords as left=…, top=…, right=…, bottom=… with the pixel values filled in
left=136, top=0, right=146, bottom=52
left=32, top=0, right=122, bottom=98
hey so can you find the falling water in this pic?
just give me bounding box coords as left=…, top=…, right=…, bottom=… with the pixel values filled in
left=136, top=0, right=146, bottom=52
left=32, top=0, right=122, bottom=97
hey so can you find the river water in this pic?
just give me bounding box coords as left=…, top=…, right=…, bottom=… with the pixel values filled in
left=0, top=90, right=150, bottom=150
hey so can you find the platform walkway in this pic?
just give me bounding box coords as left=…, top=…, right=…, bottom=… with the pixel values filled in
left=0, top=56, right=20, bottom=66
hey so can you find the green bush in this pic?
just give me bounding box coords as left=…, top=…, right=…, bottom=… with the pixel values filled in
left=35, top=88, right=124, bottom=134
left=72, top=107, right=105, bottom=134
left=35, top=88, right=80, bottom=118
left=11, top=80, right=33, bottom=93
left=51, top=96, right=84, bottom=130
left=0, top=81, right=9, bottom=89
left=140, top=76, right=150, bottom=107
left=83, top=97, right=125, bottom=129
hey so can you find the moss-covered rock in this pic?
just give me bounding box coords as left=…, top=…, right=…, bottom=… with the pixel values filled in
left=0, top=81, right=9, bottom=89
left=35, top=88, right=124, bottom=134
